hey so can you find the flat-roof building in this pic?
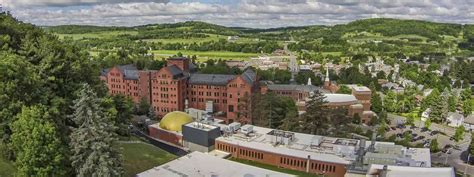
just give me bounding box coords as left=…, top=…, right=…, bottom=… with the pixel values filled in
left=137, top=151, right=294, bottom=177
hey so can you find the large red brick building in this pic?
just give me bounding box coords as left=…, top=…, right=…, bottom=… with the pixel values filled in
left=100, top=57, right=258, bottom=123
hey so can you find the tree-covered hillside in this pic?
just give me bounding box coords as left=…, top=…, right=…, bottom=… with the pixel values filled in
left=46, top=18, right=474, bottom=57
left=0, top=12, right=125, bottom=176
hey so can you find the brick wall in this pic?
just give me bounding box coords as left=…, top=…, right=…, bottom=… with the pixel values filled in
left=215, top=141, right=347, bottom=177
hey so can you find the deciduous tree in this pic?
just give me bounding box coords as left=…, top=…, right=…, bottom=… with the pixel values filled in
left=11, top=106, right=67, bottom=176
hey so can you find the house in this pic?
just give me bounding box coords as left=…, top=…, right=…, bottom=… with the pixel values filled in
left=446, top=112, right=464, bottom=127
left=463, top=114, right=474, bottom=131
left=421, top=108, right=431, bottom=122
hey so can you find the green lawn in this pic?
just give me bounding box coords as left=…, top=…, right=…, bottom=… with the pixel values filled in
left=230, top=158, right=319, bottom=177
left=0, top=157, right=15, bottom=177
left=55, top=30, right=138, bottom=40
left=151, top=50, right=259, bottom=61
left=142, top=34, right=226, bottom=44
left=120, top=142, right=177, bottom=177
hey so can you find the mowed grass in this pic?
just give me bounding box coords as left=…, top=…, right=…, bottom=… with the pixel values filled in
left=151, top=50, right=259, bottom=61
left=0, top=157, right=15, bottom=177
left=120, top=142, right=177, bottom=177
left=230, top=158, right=319, bottom=177
left=54, top=30, right=138, bottom=40
left=142, top=34, right=226, bottom=44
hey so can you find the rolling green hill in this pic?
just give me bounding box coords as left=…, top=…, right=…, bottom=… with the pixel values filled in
left=46, top=18, right=474, bottom=58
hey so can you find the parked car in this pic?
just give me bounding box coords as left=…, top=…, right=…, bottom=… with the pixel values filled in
left=449, top=137, right=455, bottom=141
left=430, top=131, right=440, bottom=136
left=410, top=125, right=417, bottom=129
left=421, top=127, right=429, bottom=132
left=391, top=127, right=397, bottom=131
left=396, top=133, right=403, bottom=138
left=397, top=124, right=406, bottom=129
left=412, top=133, right=418, bottom=137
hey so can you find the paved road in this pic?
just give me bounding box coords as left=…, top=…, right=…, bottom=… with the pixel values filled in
left=388, top=113, right=474, bottom=175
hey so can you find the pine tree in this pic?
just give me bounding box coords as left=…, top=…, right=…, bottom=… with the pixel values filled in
left=301, top=90, right=329, bottom=135
left=463, top=99, right=472, bottom=117
left=430, top=91, right=449, bottom=123
left=11, top=106, right=67, bottom=176
left=430, top=138, right=439, bottom=152
left=371, top=91, right=383, bottom=114
left=421, top=88, right=440, bottom=112
left=69, top=84, right=123, bottom=177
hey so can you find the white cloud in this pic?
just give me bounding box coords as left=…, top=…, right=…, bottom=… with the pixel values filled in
left=3, top=0, right=474, bottom=28
left=1, top=0, right=169, bottom=8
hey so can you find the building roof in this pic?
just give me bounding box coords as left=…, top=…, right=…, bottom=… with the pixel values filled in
left=137, top=151, right=294, bottom=177
left=464, top=114, right=474, bottom=124
left=324, top=94, right=358, bottom=103
left=189, top=74, right=236, bottom=86
left=447, top=112, right=464, bottom=121
left=346, top=85, right=371, bottom=92
left=241, top=69, right=257, bottom=85
left=165, top=65, right=184, bottom=78
left=366, top=164, right=455, bottom=177
left=102, top=64, right=140, bottom=80
left=217, top=126, right=354, bottom=165
left=159, top=111, right=193, bottom=132
left=266, top=84, right=328, bottom=93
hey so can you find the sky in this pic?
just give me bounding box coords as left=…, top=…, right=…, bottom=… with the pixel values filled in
left=1, top=0, right=474, bottom=28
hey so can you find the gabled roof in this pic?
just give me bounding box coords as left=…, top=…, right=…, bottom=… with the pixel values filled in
left=102, top=64, right=140, bottom=80
left=447, top=112, right=464, bottom=121
left=166, top=65, right=184, bottom=77
left=189, top=74, right=236, bottom=86
left=241, top=69, right=257, bottom=85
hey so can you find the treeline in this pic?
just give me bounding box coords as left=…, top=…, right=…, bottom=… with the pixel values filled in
left=45, top=25, right=128, bottom=34
left=71, top=37, right=281, bottom=54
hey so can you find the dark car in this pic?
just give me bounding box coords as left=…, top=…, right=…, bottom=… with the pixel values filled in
left=410, top=125, right=417, bottom=129
left=391, top=127, right=397, bottom=131
left=421, top=127, right=429, bottom=132
left=396, top=133, right=403, bottom=138
left=430, top=131, right=439, bottom=136
left=412, top=133, right=418, bottom=137
left=397, top=124, right=406, bottom=129
left=449, top=137, right=455, bottom=141
left=418, top=136, right=425, bottom=140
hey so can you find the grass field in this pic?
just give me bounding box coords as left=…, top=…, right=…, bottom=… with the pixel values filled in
left=230, top=158, right=319, bottom=177
left=0, top=141, right=175, bottom=177
left=120, top=142, right=177, bottom=177
left=0, top=157, right=15, bottom=177
left=151, top=50, right=260, bottom=61
left=142, top=34, right=226, bottom=44
left=55, top=30, right=138, bottom=40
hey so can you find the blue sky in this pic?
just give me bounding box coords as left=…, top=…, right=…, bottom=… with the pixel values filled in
left=1, top=0, right=474, bottom=28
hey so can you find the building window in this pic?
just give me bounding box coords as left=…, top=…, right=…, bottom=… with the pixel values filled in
left=228, top=105, right=234, bottom=112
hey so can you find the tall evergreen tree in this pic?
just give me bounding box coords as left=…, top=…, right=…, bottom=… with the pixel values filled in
left=463, top=99, right=472, bottom=117
left=69, top=84, right=123, bottom=177
left=421, top=88, right=440, bottom=112
left=11, top=106, right=67, bottom=176
left=371, top=91, right=383, bottom=114
left=301, top=91, right=329, bottom=135
left=430, top=92, right=449, bottom=123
